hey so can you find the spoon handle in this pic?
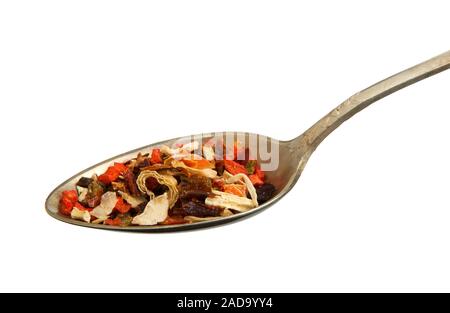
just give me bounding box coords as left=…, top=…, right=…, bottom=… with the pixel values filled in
left=302, top=50, right=450, bottom=150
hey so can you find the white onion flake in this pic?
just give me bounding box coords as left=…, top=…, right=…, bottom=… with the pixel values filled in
left=90, top=192, right=118, bottom=219
left=132, top=193, right=169, bottom=226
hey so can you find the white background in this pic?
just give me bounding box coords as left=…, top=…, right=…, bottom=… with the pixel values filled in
left=1, top=0, right=450, bottom=292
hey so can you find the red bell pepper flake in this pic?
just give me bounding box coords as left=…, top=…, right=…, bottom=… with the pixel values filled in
left=255, top=164, right=265, bottom=181
left=249, top=174, right=264, bottom=186
left=114, top=197, right=132, bottom=214
left=105, top=217, right=122, bottom=226
left=98, top=163, right=128, bottom=185
left=74, top=202, right=91, bottom=212
left=224, top=160, right=247, bottom=175
left=98, top=168, right=119, bottom=185
left=113, top=162, right=128, bottom=174
left=223, top=184, right=247, bottom=197
left=160, top=216, right=187, bottom=225
left=58, top=190, right=79, bottom=216
left=62, top=190, right=78, bottom=203
left=150, top=149, right=162, bottom=164
left=59, top=197, right=74, bottom=216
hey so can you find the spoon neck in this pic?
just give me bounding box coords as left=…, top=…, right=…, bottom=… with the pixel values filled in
left=294, top=50, right=450, bottom=151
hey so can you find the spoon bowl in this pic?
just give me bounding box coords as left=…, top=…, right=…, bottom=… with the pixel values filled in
left=45, top=132, right=301, bottom=232
left=46, top=50, right=450, bottom=232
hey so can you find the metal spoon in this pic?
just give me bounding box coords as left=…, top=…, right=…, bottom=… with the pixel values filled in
left=45, top=50, right=450, bottom=232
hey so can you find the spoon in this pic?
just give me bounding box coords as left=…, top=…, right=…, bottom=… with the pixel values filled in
left=46, top=50, right=450, bottom=232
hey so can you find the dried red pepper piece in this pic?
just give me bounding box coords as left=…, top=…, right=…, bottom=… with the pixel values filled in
left=73, top=202, right=90, bottom=212
left=249, top=174, right=264, bottom=186
left=58, top=190, right=78, bottom=215
left=224, top=160, right=247, bottom=175
left=150, top=149, right=162, bottom=164
left=98, top=163, right=128, bottom=185
left=160, top=216, right=187, bottom=225
left=59, top=197, right=74, bottom=216
left=114, top=197, right=132, bottom=214
left=105, top=217, right=122, bottom=226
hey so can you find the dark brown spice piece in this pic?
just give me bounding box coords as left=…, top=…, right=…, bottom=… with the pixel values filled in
left=178, top=175, right=212, bottom=201
left=256, top=183, right=276, bottom=204
left=215, top=161, right=225, bottom=176
left=77, top=177, right=93, bottom=188
left=172, top=200, right=222, bottom=217
left=123, top=170, right=140, bottom=196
